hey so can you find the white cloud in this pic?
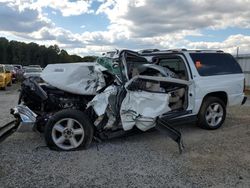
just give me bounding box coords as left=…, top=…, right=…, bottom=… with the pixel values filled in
left=187, top=34, right=250, bottom=54
left=32, top=0, right=93, bottom=17
left=1, top=0, right=250, bottom=56
left=0, top=1, right=51, bottom=33
left=96, top=0, right=250, bottom=38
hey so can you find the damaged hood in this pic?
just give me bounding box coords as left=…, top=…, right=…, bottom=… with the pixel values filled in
left=41, top=62, right=106, bottom=95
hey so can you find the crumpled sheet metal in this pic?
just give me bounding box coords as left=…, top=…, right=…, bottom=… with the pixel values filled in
left=87, top=85, right=117, bottom=116
left=88, top=74, right=189, bottom=132
left=120, top=75, right=190, bottom=131
left=120, top=91, right=171, bottom=131
left=88, top=81, right=171, bottom=132
left=41, top=62, right=106, bottom=95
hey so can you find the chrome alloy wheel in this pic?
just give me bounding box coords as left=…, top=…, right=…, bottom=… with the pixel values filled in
left=205, top=103, right=224, bottom=127
left=52, top=118, right=85, bottom=150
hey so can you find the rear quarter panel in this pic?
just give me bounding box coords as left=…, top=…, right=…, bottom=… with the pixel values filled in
left=193, top=74, right=244, bottom=114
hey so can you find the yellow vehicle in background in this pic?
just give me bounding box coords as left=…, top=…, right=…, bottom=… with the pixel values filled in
left=0, top=64, right=12, bottom=90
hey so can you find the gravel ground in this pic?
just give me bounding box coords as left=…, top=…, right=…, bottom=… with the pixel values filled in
left=0, top=85, right=250, bottom=188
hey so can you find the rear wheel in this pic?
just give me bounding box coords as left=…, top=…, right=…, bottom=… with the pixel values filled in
left=44, top=109, right=94, bottom=151
left=197, top=97, right=226, bottom=130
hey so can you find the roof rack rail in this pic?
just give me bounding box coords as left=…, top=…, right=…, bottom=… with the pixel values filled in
left=194, top=49, right=224, bottom=53
left=162, top=49, right=187, bottom=52
left=139, top=49, right=160, bottom=53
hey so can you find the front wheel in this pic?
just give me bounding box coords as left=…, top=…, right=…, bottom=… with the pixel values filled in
left=44, top=109, right=94, bottom=151
left=197, top=97, right=226, bottom=130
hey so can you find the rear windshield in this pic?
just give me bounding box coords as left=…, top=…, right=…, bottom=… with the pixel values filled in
left=190, top=53, right=242, bottom=76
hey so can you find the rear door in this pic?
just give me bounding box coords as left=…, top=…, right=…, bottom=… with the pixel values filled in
left=156, top=54, right=196, bottom=114
left=120, top=75, right=191, bottom=131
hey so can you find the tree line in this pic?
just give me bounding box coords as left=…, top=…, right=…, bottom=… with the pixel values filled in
left=0, top=37, right=98, bottom=67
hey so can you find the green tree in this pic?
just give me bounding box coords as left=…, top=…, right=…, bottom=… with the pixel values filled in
left=0, top=37, right=92, bottom=67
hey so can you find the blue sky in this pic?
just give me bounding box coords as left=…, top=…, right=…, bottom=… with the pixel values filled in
left=0, top=0, right=250, bottom=56
left=43, top=1, right=110, bottom=33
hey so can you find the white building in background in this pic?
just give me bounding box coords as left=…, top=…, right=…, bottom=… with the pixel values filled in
left=235, top=54, right=250, bottom=88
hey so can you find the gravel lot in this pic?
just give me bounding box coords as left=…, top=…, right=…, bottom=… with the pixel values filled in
left=0, top=85, right=250, bottom=188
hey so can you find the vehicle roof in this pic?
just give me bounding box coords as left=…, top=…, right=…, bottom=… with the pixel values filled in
left=3, top=64, right=14, bottom=67
left=24, top=66, right=42, bottom=69
left=102, top=49, right=226, bottom=60
left=138, top=49, right=225, bottom=56
left=28, top=65, right=41, bottom=67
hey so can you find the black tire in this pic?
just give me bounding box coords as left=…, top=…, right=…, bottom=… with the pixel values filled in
left=44, top=109, right=94, bottom=151
left=197, top=97, right=226, bottom=130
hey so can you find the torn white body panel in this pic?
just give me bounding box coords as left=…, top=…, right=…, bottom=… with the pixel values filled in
left=41, top=62, right=106, bottom=95
left=120, top=75, right=190, bottom=131
left=120, top=91, right=171, bottom=131
left=87, top=85, right=117, bottom=116
left=88, top=74, right=190, bottom=131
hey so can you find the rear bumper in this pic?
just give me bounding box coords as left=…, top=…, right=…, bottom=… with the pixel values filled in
left=242, top=96, right=247, bottom=105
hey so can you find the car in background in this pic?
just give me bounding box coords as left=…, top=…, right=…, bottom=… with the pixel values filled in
left=0, top=64, right=12, bottom=90
left=13, top=64, right=24, bottom=80
left=13, top=64, right=22, bottom=70
left=23, top=66, right=43, bottom=80
left=4, top=64, right=17, bottom=83
left=28, top=65, right=42, bottom=69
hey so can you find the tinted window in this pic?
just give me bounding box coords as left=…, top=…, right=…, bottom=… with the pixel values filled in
left=190, top=53, right=242, bottom=76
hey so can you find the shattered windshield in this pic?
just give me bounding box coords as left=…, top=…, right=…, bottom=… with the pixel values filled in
left=96, top=57, right=120, bottom=75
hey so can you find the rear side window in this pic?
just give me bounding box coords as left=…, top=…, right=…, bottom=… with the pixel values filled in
left=190, top=53, right=242, bottom=76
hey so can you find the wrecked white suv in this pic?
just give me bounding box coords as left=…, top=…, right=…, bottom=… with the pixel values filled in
left=2, top=49, right=246, bottom=152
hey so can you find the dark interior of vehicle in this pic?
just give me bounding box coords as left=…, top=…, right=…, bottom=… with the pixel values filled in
left=153, top=56, right=189, bottom=110
left=120, top=52, right=189, bottom=111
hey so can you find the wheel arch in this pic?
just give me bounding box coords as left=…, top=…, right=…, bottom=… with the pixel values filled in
left=197, top=92, right=227, bottom=129
left=202, top=91, right=228, bottom=107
